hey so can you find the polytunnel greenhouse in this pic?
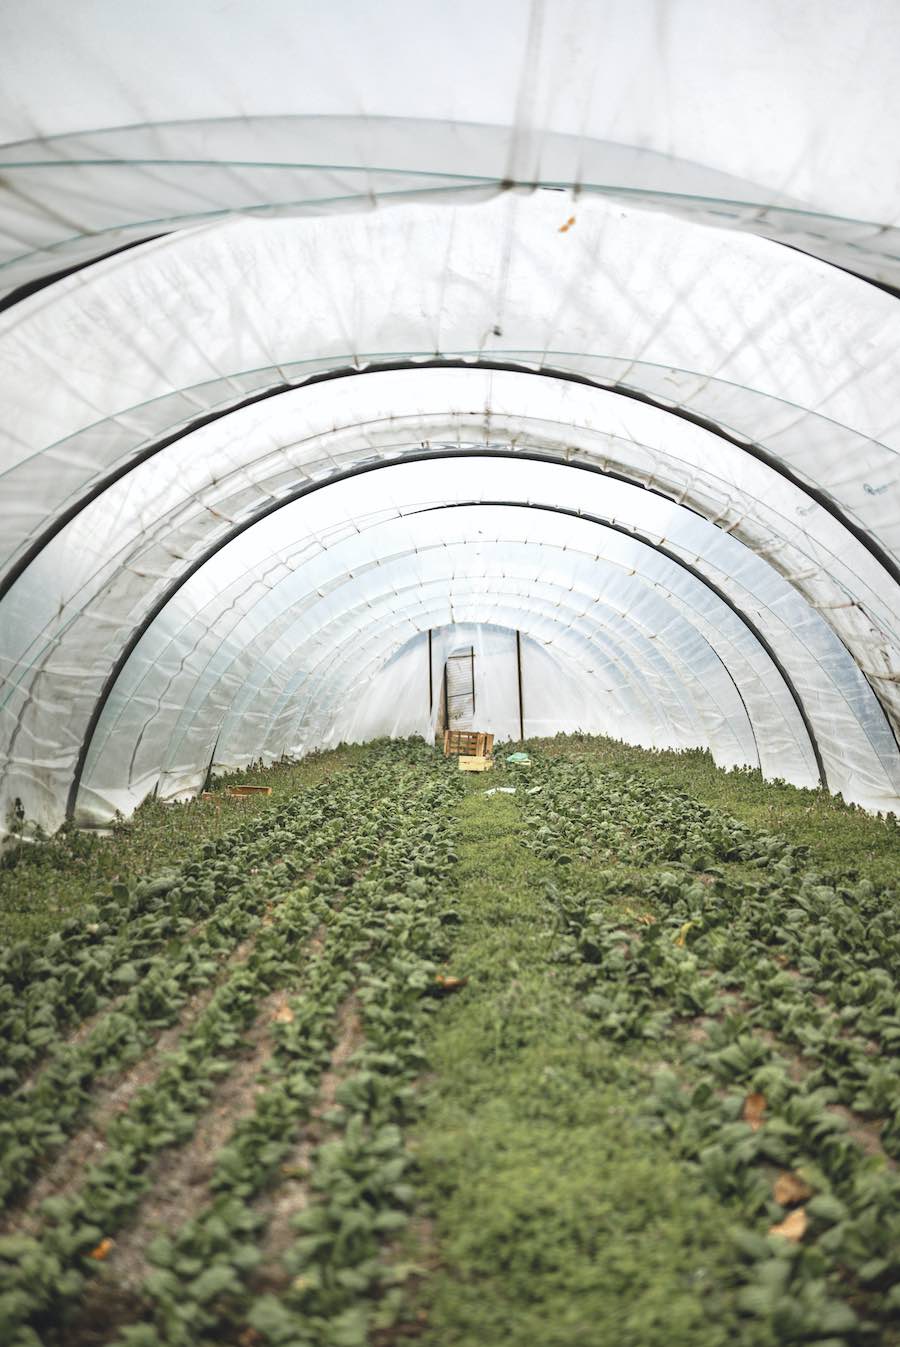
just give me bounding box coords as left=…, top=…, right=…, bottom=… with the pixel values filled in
left=1, top=3, right=899, bottom=1345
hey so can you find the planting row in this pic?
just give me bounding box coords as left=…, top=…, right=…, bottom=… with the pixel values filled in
left=0, top=768, right=371, bottom=1204
left=521, top=755, right=900, bottom=1344
left=0, top=767, right=372, bottom=1093
left=0, top=741, right=464, bottom=1347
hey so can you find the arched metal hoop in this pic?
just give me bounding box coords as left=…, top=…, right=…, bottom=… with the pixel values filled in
left=5, top=357, right=899, bottom=610
left=66, top=458, right=829, bottom=818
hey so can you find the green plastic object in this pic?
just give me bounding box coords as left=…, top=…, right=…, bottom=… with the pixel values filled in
left=506, top=752, right=531, bottom=765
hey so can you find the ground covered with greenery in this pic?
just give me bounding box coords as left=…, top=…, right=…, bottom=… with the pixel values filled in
left=0, top=737, right=898, bottom=1346
left=0, top=750, right=364, bottom=944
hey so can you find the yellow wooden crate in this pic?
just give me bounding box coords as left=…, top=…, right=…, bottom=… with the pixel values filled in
left=443, top=730, right=494, bottom=758
left=458, top=755, right=493, bottom=772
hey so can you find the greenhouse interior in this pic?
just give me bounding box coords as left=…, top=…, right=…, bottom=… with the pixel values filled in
left=1, top=3, right=899, bottom=1345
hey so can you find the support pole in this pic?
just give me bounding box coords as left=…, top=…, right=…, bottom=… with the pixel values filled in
left=201, top=732, right=221, bottom=794
left=428, top=629, right=433, bottom=711
left=470, top=645, right=476, bottom=716
left=443, top=660, right=450, bottom=731
left=516, top=630, right=525, bottom=742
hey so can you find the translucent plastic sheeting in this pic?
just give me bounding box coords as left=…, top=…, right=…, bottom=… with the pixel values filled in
left=74, top=495, right=900, bottom=826
left=5, top=203, right=900, bottom=761
left=342, top=622, right=678, bottom=749
left=116, top=455, right=868, bottom=788
left=267, top=592, right=740, bottom=764
left=78, top=563, right=756, bottom=823
left=0, top=509, right=883, bottom=818
left=3, top=3, right=900, bottom=836
left=3, top=197, right=900, bottom=563
left=78, top=584, right=712, bottom=821
left=3, top=200, right=899, bottom=750
left=4, top=365, right=897, bottom=633
left=92, top=552, right=878, bottom=802
left=80, top=522, right=755, bottom=782
left=7, top=344, right=900, bottom=596
left=138, top=551, right=752, bottom=761
left=2, top=1, right=900, bottom=292
left=4, top=373, right=900, bottom=837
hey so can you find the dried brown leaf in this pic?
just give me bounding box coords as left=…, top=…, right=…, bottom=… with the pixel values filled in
left=434, top=975, right=468, bottom=992
left=773, top=1171, right=814, bottom=1206
left=742, top=1092, right=767, bottom=1131
left=768, top=1207, right=807, bottom=1242
left=674, top=921, right=695, bottom=948
left=89, top=1237, right=114, bottom=1260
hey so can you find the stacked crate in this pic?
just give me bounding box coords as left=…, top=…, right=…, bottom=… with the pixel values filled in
left=443, top=730, right=494, bottom=771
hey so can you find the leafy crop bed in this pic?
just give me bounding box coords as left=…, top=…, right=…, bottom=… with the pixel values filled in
left=1, top=737, right=898, bottom=1346
left=0, top=742, right=463, bottom=1346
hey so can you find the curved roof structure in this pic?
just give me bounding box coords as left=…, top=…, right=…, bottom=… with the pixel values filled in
left=3, top=0, right=900, bottom=838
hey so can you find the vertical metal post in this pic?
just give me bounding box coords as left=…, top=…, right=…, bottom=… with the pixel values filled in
left=470, top=645, right=476, bottom=716
left=202, top=732, right=221, bottom=794
left=516, top=630, right=525, bottom=742
left=443, top=661, right=450, bottom=731
left=428, top=629, right=433, bottom=711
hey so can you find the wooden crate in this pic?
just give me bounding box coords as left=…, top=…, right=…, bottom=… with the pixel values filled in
left=458, top=755, right=493, bottom=772
left=443, top=730, right=494, bottom=758
left=225, top=785, right=273, bottom=798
